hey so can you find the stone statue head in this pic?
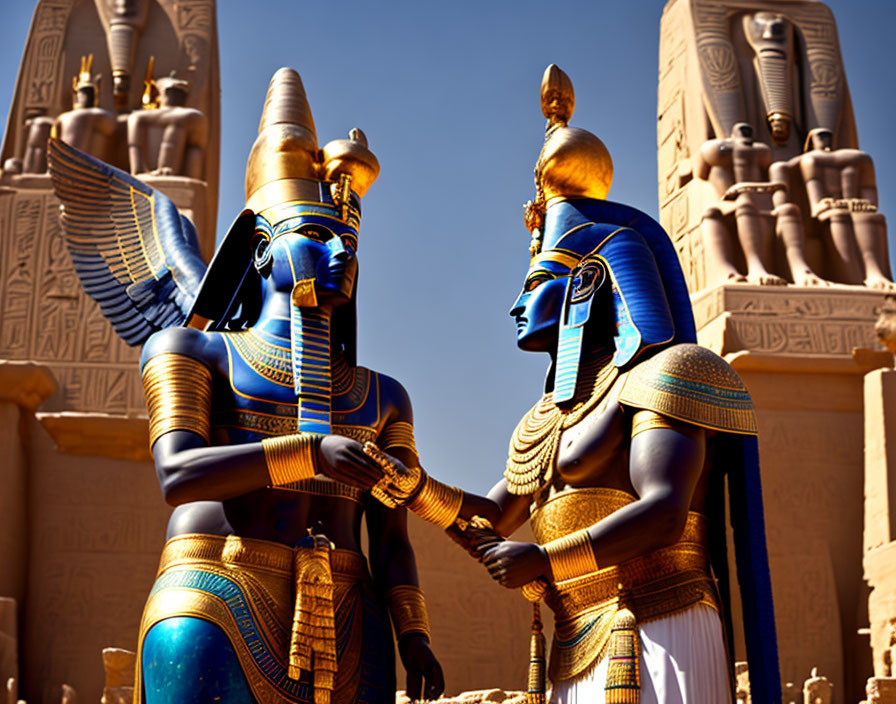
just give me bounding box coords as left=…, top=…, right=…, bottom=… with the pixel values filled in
left=156, top=73, right=190, bottom=108
left=732, top=122, right=754, bottom=143
left=805, top=128, right=834, bottom=153
left=744, top=12, right=795, bottom=145
left=72, top=55, right=100, bottom=109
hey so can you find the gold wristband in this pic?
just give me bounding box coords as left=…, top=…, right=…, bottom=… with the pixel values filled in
left=631, top=409, right=678, bottom=437
left=261, top=434, right=321, bottom=486
left=387, top=585, right=431, bottom=642
left=544, top=529, right=598, bottom=582
left=407, top=474, right=464, bottom=530
left=143, top=353, right=212, bottom=448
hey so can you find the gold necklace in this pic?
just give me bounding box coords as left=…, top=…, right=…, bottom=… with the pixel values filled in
left=228, top=329, right=354, bottom=394
left=505, top=353, right=618, bottom=495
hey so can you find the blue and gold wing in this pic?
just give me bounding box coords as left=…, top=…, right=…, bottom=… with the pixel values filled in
left=47, top=137, right=207, bottom=346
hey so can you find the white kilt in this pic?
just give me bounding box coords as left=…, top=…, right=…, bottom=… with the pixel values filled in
left=550, top=604, right=731, bottom=704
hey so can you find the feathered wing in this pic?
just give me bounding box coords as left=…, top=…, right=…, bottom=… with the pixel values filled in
left=47, top=138, right=207, bottom=346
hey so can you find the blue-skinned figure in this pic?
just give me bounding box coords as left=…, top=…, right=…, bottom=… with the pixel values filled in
left=355, top=65, right=782, bottom=704
left=48, top=68, right=443, bottom=704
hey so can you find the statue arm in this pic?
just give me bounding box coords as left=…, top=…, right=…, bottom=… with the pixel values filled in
left=365, top=447, right=445, bottom=701
left=695, top=142, right=714, bottom=181
left=184, top=113, right=208, bottom=180
left=769, top=160, right=792, bottom=208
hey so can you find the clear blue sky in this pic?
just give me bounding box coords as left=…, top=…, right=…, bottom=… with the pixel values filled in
left=1, top=1, right=894, bottom=493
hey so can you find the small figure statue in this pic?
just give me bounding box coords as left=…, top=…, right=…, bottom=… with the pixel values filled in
left=94, top=0, right=151, bottom=111
left=354, top=66, right=782, bottom=704
left=49, top=67, right=443, bottom=704
left=54, top=55, right=118, bottom=164
left=743, top=12, right=797, bottom=146
left=803, top=667, right=833, bottom=704
left=20, top=112, right=56, bottom=174
left=789, top=128, right=894, bottom=290
left=126, top=72, right=207, bottom=178
left=697, top=122, right=790, bottom=285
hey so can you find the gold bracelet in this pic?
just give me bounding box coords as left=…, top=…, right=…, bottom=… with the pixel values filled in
left=143, top=353, right=212, bottom=448
left=261, top=434, right=322, bottom=486
left=544, top=528, right=598, bottom=582
left=407, top=474, right=464, bottom=530
left=387, top=585, right=431, bottom=642
left=631, top=409, right=678, bottom=437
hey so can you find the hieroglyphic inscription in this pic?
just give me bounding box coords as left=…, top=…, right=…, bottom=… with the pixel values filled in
left=0, top=194, right=43, bottom=357
left=174, top=0, right=213, bottom=68
left=22, top=1, right=72, bottom=112
left=0, top=188, right=143, bottom=414
left=693, top=0, right=745, bottom=136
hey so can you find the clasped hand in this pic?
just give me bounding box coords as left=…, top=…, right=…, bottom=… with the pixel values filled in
left=317, top=435, right=389, bottom=489
left=466, top=524, right=552, bottom=589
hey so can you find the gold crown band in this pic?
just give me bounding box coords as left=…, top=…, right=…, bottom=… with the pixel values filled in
left=407, top=474, right=464, bottom=530
left=261, top=434, right=322, bottom=487
left=545, top=529, right=598, bottom=583
left=630, top=410, right=679, bottom=438
left=143, top=353, right=212, bottom=448
left=387, top=585, right=431, bottom=642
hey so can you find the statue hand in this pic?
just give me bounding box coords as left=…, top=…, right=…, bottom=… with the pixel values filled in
left=398, top=633, right=444, bottom=702
left=317, top=435, right=383, bottom=489
left=480, top=540, right=551, bottom=589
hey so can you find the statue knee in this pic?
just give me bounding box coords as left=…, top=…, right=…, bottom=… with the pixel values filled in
left=734, top=201, right=758, bottom=219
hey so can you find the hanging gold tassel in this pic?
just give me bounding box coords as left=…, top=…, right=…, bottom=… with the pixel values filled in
left=526, top=602, right=547, bottom=704
left=605, top=606, right=640, bottom=704
left=290, top=532, right=338, bottom=704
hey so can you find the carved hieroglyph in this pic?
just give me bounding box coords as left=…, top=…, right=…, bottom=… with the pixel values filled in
left=658, top=0, right=864, bottom=292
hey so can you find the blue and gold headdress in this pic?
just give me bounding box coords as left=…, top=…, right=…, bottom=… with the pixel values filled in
left=523, top=65, right=696, bottom=402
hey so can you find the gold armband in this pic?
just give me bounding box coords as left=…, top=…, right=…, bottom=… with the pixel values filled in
left=261, top=434, right=322, bottom=487
left=387, top=585, right=431, bottom=642
left=544, top=529, right=598, bottom=582
left=378, top=420, right=418, bottom=457
left=143, top=353, right=212, bottom=448
left=631, top=409, right=678, bottom=437
left=407, top=474, right=464, bottom=530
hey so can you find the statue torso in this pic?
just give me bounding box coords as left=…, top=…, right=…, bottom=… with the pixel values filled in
left=157, top=325, right=397, bottom=550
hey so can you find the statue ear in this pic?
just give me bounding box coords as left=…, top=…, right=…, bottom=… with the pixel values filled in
left=553, top=255, right=607, bottom=403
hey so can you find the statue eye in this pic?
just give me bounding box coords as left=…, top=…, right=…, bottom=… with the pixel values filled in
left=297, top=226, right=332, bottom=242
left=525, top=274, right=551, bottom=292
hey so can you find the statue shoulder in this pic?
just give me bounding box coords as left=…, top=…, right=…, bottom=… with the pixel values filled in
left=140, top=326, right=222, bottom=373
left=618, top=343, right=757, bottom=435
left=372, top=370, right=414, bottom=425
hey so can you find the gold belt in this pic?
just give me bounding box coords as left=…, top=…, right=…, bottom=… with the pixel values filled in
left=142, top=534, right=369, bottom=704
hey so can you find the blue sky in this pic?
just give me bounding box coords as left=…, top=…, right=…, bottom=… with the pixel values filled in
left=1, top=1, right=894, bottom=492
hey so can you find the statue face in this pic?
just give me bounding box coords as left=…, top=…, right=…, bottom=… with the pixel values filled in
left=810, top=129, right=834, bottom=151
left=542, top=88, right=573, bottom=127
left=732, top=123, right=754, bottom=142
left=768, top=113, right=791, bottom=143
left=747, top=12, right=791, bottom=48
left=75, top=87, right=95, bottom=109
left=259, top=224, right=358, bottom=306
left=509, top=271, right=568, bottom=351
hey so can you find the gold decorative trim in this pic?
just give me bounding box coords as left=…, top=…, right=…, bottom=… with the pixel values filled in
left=262, top=433, right=321, bottom=486
left=618, top=344, right=757, bottom=435
left=545, top=529, right=598, bottom=583
left=378, top=420, right=418, bottom=456
left=142, top=353, right=212, bottom=448
left=387, top=585, right=431, bottom=642
left=630, top=409, right=679, bottom=437
left=407, top=474, right=464, bottom=530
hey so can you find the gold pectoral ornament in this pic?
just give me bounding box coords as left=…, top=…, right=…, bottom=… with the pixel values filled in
left=362, top=443, right=464, bottom=529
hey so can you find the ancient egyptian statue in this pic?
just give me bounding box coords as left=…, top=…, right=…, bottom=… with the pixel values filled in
left=795, top=129, right=893, bottom=290
left=657, top=0, right=866, bottom=292
left=127, top=73, right=207, bottom=178
left=54, top=55, right=118, bottom=165
left=355, top=64, right=782, bottom=704
left=94, top=0, right=151, bottom=112
left=48, top=66, right=444, bottom=704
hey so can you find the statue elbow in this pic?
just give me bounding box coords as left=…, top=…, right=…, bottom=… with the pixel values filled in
left=646, top=494, right=689, bottom=548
